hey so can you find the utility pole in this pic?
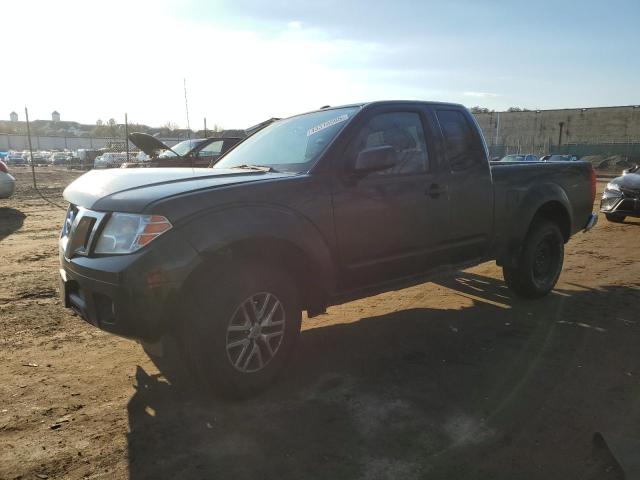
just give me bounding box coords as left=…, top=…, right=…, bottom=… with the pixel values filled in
left=25, top=107, right=36, bottom=188
left=124, top=113, right=130, bottom=161
left=183, top=78, right=191, bottom=139
left=558, top=122, right=565, bottom=148
left=494, top=112, right=500, bottom=153
left=204, top=117, right=207, bottom=137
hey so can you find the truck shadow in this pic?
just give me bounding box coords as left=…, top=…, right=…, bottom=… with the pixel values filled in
left=127, top=272, right=636, bottom=480
left=0, top=207, right=26, bottom=243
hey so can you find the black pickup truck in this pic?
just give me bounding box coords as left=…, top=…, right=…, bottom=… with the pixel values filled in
left=59, top=101, right=598, bottom=396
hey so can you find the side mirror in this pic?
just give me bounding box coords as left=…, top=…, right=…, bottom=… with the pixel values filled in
left=353, top=146, right=396, bottom=174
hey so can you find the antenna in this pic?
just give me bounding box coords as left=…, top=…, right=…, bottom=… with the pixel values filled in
left=183, top=77, right=191, bottom=139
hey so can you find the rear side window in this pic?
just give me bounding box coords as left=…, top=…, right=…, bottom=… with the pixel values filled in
left=435, top=110, right=483, bottom=172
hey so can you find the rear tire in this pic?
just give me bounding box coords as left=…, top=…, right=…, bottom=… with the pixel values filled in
left=605, top=213, right=626, bottom=223
left=503, top=219, right=564, bottom=299
left=180, top=261, right=301, bottom=398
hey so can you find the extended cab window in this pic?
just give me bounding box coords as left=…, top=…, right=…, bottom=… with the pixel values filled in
left=436, top=110, right=483, bottom=172
left=348, top=112, right=429, bottom=175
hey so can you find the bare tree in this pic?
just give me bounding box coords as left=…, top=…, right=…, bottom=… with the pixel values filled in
left=162, top=121, right=180, bottom=131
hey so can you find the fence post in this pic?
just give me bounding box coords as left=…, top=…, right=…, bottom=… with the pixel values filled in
left=125, top=113, right=130, bottom=162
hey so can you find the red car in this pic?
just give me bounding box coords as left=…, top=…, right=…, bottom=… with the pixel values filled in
left=123, top=133, right=243, bottom=168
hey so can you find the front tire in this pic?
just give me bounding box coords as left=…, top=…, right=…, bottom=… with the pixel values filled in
left=605, top=213, right=626, bottom=223
left=503, top=219, right=564, bottom=299
left=181, top=261, right=301, bottom=398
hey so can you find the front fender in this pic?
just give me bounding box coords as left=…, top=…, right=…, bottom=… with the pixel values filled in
left=177, top=203, right=336, bottom=294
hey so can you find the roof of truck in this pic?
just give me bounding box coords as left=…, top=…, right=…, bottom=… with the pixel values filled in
left=294, top=100, right=466, bottom=118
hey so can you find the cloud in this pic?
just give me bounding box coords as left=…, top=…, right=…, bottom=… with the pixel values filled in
left=463, top=91, right=500, bottom=98
left=0, top=0, right=388, bottom=128
left=1, top=0, right=457, bottom=128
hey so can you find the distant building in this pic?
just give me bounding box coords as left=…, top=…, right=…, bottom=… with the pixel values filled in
left=9, top=111, right=18, bottom=122
left=52, top=110, right=60, bottom=122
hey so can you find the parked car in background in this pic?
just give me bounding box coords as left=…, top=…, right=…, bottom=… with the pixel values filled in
left=622, top=164, right=639, bottom=175
left=94, top=152, right=128, bottom=169
left=77, top=149, right=102, bottom=170
left=541, top=154, right=579, bottom=162
left=497, top=154, right=539, bottom=162
left=600, top=168, right=640, bottom=223
left=25, top=151, right=49, bottom=166
left=5, top=152, right=27, bottom=166
left=0, top=160, right=16, bottom=199
left=50, top=152, right=71, bottom=165
left=121, top=133, right=243, bottom=168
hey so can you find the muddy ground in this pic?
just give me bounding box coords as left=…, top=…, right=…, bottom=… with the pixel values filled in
left=1, top=167, right=639, bottom=480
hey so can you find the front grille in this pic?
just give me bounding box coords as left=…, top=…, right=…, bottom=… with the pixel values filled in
left=62, top=207, right=107, bottom=259
left=67, top=216, right=96, bottom=255
left=600, top=196, right=621, bottom=211
left=618, top=199, right=637, bottom=211
left=61, top=204, right=78, bottom=238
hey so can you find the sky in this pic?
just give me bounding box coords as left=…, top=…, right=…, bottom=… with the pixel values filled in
left=2, top=0, right=639, bottom=129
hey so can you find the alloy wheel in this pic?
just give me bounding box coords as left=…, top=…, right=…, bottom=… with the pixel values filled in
left=225, top=293, right=286, bottom=373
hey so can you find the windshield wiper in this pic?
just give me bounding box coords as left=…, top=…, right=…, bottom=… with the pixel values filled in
left=233, top=164, right=278, bottom=172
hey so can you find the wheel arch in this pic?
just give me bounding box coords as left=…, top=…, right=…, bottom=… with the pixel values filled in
left=532, top=200, right=571, bottom=241
left=178, top=204, right=336, bottom=315
left=499, top=183, right=573, bottom=268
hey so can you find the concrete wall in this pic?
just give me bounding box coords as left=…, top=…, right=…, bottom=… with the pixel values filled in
left=4, top=106, right=639, bottom=155
left=474, top=105, right=640, bottom=150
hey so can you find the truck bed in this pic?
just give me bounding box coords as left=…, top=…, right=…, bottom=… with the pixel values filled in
left=489, top=160, right=594, bottom=261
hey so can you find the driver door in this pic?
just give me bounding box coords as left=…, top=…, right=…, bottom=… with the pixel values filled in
left=331, top=107, right=451, bottom=291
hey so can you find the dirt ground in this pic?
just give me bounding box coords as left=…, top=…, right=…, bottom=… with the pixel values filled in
left=1, top=167, right=639, bottom=480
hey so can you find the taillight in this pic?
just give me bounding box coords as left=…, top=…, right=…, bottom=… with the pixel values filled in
left=590, top=166, right=596, bottom=204
left=0, top=160, right=7, bottom=173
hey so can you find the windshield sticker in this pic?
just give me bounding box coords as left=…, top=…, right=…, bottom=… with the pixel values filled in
left=307, top=114, right=349, bottom=137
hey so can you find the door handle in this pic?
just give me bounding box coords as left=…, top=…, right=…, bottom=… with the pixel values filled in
left=426, top=183, right=446, bottom=198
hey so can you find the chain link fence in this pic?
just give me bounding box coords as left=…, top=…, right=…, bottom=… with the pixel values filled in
left=488, top=141, right=640, bottom=163
left=1, top=132, right=184, bottom=170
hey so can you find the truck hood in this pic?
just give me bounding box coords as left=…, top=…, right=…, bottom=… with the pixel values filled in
left=63, top=167, right=291, bottom=212
left=610, top=172, right=640, bottom=191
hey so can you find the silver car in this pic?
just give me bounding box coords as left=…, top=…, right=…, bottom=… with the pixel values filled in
left=0, top=160, right=16, bottom=199
left=94, top=152, right=128, bottom=169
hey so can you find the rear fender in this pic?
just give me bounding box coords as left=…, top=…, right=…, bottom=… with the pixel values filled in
left=501, top=183, right=573, bottom=267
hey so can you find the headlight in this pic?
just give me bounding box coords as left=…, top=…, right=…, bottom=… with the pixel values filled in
left=94, top=213, right=172, bottom=254
left=603, top=182, right=622, bottom=198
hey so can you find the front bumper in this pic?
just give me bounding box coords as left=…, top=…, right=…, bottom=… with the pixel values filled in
left=600, top=188, right=640, bottom=217
left=59, top=223, right=199, bottom=341
left=59, top=253, right=181, bottom=340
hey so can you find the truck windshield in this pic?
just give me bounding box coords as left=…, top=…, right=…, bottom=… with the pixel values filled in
left=213, top=106, right=359, bottom=173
